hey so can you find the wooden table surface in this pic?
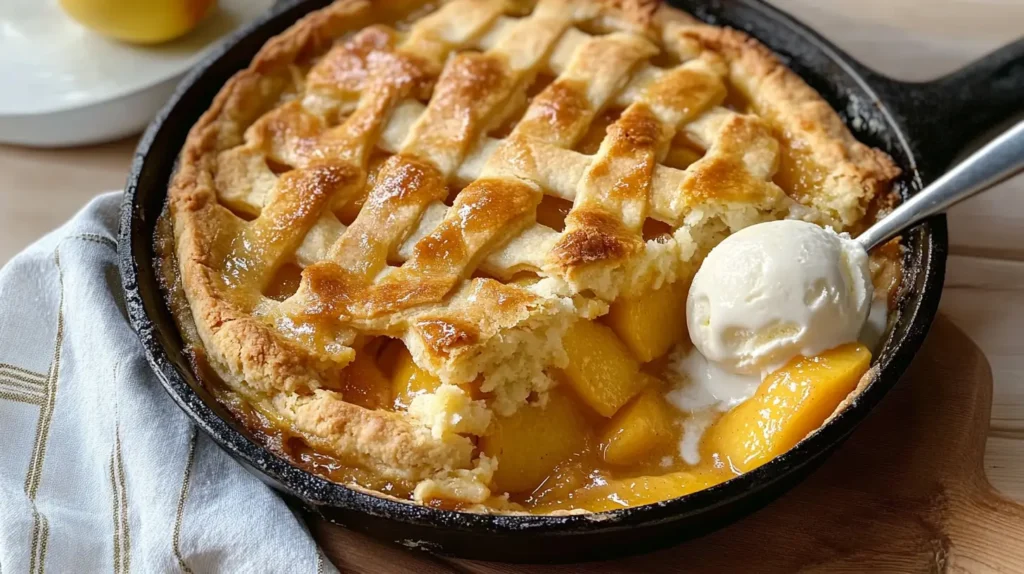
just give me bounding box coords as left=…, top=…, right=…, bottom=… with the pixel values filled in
left=1, top=0, right=1021, bottom=508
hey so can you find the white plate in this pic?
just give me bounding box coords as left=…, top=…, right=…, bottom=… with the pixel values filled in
left=0, top=0, right=274, bottom=147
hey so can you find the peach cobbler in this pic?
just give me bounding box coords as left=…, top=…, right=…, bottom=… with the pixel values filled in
left=157, top=0, right=903, bottom=514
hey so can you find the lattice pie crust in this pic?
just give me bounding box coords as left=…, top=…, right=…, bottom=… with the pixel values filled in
left=163, top=0, right=898, bottom=507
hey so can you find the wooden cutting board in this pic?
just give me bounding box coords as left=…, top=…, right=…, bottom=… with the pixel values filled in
left=310, top=315, right=1024, bottom=572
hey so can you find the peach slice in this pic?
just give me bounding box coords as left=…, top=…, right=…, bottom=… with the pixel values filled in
left=600, top=388, right=675, bottom=466
left=481, top=389, right=590, bottom=494
left=389, top=345, right=443, bottom=411
left=704, top=343, right=871, bottom=472
left=561, top=320, right=649, bottom=417
left=605, top=280, right=689, bottom=363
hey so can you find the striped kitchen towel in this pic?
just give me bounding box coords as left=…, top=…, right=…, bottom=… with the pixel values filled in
left=0, top=192, right=336, bottom=573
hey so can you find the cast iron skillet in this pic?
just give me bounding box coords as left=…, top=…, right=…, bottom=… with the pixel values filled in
left=118, top=0, right=1024, bottom=562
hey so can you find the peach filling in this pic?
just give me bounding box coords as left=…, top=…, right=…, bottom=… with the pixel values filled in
left=322, top=281, right=871, bottom=513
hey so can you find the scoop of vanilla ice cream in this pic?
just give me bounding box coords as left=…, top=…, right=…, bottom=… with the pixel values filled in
left=686, top=220, right=872, bottom=377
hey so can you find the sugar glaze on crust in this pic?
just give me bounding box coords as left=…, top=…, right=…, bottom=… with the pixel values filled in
left=163, top=0, right=899, bottom=509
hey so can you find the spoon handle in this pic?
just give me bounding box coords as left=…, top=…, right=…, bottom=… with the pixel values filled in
left=857, top=120, right=1024, bottom=252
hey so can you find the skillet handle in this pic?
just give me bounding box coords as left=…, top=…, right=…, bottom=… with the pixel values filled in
left=868, top=38, right=1024, bottom=176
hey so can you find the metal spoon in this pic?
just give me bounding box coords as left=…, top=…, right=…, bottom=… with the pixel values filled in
left=857, top=120, right=1024, bottom=251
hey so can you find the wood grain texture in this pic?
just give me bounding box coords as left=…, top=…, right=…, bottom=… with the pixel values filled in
left=0, top=137, right=137, bottom=264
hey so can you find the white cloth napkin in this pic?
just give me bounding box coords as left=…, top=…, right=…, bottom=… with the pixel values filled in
left=0, top=192, right=338, bottom=574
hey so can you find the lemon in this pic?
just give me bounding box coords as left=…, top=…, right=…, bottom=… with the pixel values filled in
left=59, top=0, right=217, bottom=45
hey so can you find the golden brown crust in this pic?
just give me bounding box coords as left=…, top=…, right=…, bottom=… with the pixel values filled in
left=660, top=18, right=901, bottom=226
left=163, top=0, right=900, bottom=503
left=276, top=391, right=475, bottom=482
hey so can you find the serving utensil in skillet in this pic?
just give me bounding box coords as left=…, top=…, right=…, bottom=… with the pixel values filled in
left=857, top=119, right=1024, bottom=251
left=118, top=0, right=1024, bottom=562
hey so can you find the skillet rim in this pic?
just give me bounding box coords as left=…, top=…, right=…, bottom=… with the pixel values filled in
left=117, top=0, right=947, bottom=535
